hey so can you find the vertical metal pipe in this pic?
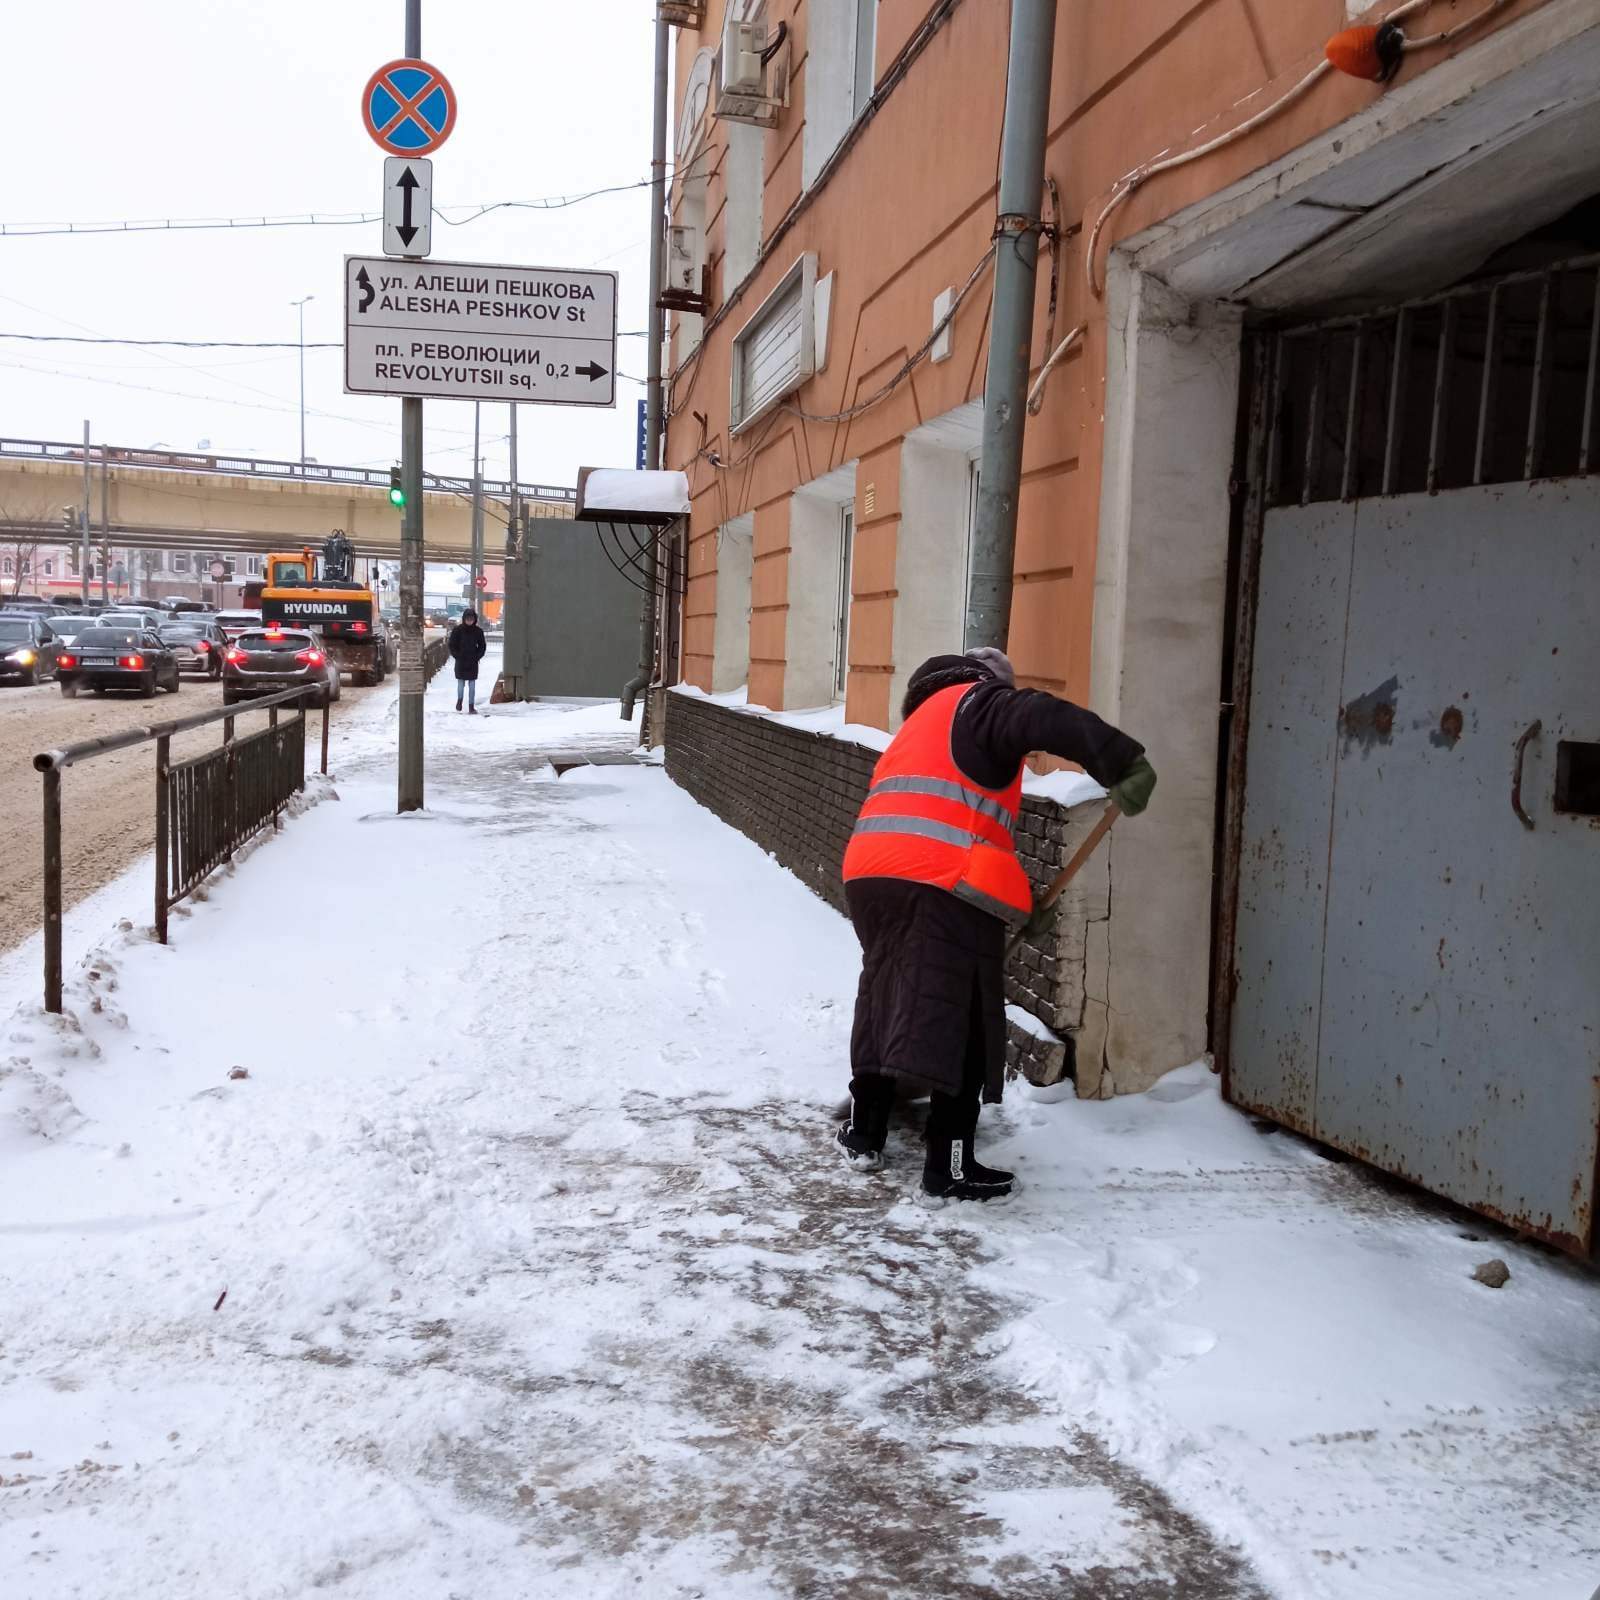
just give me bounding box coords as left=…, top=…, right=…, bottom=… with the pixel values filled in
left=1341, top=328, right=1364, bottom=502
left=964, top=0, right=1058, bottom=652
left=1525, top=273, right=1555, bottom=481
left=1381, top=308, right=1411, bottom=495
left=154, top=735, right=170, bottom=945
left=398, top=396, right=425, bottom=810
left=1301, top=337, right=1325, bottom=507
left=81, top=420, right=92, bottom=605
left=470, top=402, right=484, bottom=606
left=623, top=8, right=671, bottom=721
left=42, top=765, right=62, bottom=1013
left=397, top=0, right=425, bottom=812
left=1581, top=267, right=1600, bottom=477
left=99, top=448, right=110, bottom=603
left=1475, top=286, right=1502, bottom=485
left=1427, top=298, right=1457, bottom=495
left=321, top=698, right=330, bottom=776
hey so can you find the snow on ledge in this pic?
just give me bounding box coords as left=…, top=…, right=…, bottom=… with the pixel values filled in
left=1006, top=1002, right=1062, bottom=1044
left=575, top=467, right=690, bottom=520
left=672, top=685, right=1108, bottom=806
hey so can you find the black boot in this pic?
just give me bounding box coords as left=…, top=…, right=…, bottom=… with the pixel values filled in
left=922, top=1136, right=1014, bottom=1202
left=835, top=1122, right=884, bottom=1173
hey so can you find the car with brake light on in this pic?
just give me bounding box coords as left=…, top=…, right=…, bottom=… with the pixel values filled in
left=159, top=619, right=229, bottom=679
left=0, top=613, right=61, bottom=686
left=222, top=628, right=341, bottom=708
left=55, top=626, right=182, bottom=699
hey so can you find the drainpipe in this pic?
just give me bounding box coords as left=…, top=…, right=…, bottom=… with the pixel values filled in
left=964, top=0, right=1058, bottom=652
left=622, top=9, right=670, bottom=722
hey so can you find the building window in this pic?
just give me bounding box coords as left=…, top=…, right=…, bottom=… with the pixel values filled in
left=2, top=559, right=11, bottom=576
left=43, top=560, right=54, bottom=577
left=730, top=252, right=817, bottom=433
left=19, top=558, right=30, bottom=576
left=835, top=504, right=854, bottom=698
left=172, top=552, right=189, bottom=573
left=852, top=0, right=877, bottom=117
left=247, top=554, right=264, bottom=576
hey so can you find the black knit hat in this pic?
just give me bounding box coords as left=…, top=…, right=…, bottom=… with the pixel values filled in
left=902, top=653, right=992, bottom=719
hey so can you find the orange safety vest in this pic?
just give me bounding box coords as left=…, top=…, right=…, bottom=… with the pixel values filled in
left=842, top=683, right=1033, bottom=924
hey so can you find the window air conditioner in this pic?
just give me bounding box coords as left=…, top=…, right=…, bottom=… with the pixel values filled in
left=658, top=224, right=710, bottom=314
left=715, top=17, right=788, bottom=129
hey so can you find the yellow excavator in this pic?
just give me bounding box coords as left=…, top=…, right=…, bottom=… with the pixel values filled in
left=244, top=532, right=396, bottom=686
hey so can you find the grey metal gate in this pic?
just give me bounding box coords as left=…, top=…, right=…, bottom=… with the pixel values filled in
left=1224, top=257, right=1600, bottom=1253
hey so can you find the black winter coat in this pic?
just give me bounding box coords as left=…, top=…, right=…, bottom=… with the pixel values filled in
left=448, top=623, right=487, bottom=681
left=846, top=681, right=1143, bottom=1104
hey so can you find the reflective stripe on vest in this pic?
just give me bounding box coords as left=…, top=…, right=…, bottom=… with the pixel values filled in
left=864, top=774, right=1016, bottom=831
left=842, top=682, right=1032, bottom=922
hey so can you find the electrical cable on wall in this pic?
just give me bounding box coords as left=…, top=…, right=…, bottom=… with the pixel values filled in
left=1084, top=0, right=1512, bottom=297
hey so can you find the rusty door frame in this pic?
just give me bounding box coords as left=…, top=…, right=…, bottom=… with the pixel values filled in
left=1211, top=331, right=1280, bottom=1100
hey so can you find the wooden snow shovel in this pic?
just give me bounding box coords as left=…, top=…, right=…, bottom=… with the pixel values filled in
left=1006, top=798, right=1121, bottom=958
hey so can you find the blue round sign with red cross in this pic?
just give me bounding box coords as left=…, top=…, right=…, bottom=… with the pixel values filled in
left=362, top=58, right=457, bottom=156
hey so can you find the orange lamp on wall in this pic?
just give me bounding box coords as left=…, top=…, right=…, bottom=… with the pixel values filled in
left=1326, top=20, right=1406, bottom=82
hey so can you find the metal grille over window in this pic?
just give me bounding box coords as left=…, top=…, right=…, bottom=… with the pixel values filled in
left=1264, top=255, right=1600, bottom=507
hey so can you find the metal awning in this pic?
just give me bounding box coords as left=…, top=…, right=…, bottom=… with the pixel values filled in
left=573, top=466, right=690, bottom=527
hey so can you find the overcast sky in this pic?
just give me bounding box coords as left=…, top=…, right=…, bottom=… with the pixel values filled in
left=1, top=0, right=657, bottom=490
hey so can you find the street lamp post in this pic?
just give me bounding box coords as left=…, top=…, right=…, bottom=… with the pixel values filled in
left=291, top=295, right=315, bottom=468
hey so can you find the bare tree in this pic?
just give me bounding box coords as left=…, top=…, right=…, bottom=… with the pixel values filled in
left=0, top=495, right=59, bottom=598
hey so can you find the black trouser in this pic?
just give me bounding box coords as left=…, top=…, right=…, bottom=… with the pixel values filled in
left=849, top=974, right=986, bottom=1152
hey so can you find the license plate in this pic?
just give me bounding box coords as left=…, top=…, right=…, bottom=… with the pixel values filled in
left=81, top=656, right=114, bottom=666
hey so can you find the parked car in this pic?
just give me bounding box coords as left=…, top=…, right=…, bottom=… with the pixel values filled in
left=100, top=607, right=167, bottom=630
left=215, top=608, right=264, bottom=641
left=159, top=619, right=229, bottom=679
left=45, top=614, right=102, bottom=648
left=223, top=628, right=341, bottom=708
left=55, top=626, right=181, bottom=699
left=0, top=612, right=61, bottom=686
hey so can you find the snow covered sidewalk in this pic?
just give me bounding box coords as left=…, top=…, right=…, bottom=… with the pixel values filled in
left=2, top=660, right=1597, bottom=1600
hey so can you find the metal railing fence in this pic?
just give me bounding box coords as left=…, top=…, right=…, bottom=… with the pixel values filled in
left=33, top=685, right=328, bottom=1012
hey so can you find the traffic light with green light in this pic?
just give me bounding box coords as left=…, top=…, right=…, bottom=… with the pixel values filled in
left=388, top=466, right=405, bottom=510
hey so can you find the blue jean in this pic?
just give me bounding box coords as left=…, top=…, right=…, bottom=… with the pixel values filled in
left=455, top=677, right=476, bottom=709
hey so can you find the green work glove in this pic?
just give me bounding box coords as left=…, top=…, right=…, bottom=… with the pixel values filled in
left=1109, top=754, right=1156, bottom=818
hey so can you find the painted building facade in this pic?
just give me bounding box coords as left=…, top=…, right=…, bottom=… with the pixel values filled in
left=658, top=0, right=1600, bottom=1245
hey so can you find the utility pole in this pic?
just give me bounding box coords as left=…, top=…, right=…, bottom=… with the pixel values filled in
left=622, top=9, right=670, bottom=722
left=470, top=401, right=484, bottom=607
left=964, top=0, right=1058, bottom=653
left=396, top=0, right=426, bottom=812
left=291, top=294, right=315, bottom=467
left=99, top=446, right=110, bottom=604
left=80, top=421, right=92, bottom=607
left=507, top=402, right=519, bottom=557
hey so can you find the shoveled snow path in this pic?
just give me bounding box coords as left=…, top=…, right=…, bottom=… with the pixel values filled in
left=1, top=662, right=1596, bottom=1599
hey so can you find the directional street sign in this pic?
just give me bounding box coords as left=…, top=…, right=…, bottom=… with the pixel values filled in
left=363, top=59, right=456, bottom=156
left=383, top=158, right=432, bottom=257
left=343, top=256, right=618, bottom=408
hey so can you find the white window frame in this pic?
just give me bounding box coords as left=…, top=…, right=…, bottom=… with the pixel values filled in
left=834, top=503, right=854, bottom=698
left=730, top=252, right=817, bottom=434
left=172, top=552, right=190, bottom=574
left=852, top=0, right=877, bottom=117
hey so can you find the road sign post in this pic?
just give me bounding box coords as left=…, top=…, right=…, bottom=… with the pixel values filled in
left=343, top=256, right=618, bottom=408
left=383, top=158, right=432, bottom=257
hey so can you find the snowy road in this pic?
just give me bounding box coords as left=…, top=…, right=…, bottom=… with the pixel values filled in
left=1, top=661, right=1597, bottom=1599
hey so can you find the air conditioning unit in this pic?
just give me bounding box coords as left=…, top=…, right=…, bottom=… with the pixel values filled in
left=658, top=223, right=710, bottom=314
left=715, top=17, right=788, bottom=129
left=659, top=1, right=706, bottom=27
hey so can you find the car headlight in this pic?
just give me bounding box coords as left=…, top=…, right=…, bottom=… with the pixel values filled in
left=7, top=649, right=36, bottom=666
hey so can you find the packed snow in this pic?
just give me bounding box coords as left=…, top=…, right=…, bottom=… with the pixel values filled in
left=1, top=653, right=1596, bottom=1599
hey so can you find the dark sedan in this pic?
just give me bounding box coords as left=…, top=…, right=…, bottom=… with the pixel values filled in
left=56, top=627, right=182, bottom=698
left=223, top=628, right=341, bottom=707
left=159, top=619, right=229, bottom=678
left=0, top=613, right=61, bottom=686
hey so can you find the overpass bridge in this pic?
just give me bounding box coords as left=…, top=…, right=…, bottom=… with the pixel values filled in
left=0, top=437, right=576, bottom=562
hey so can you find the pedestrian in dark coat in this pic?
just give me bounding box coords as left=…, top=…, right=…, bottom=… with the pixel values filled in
left=837, top=649, right=1155, bottom=1201
left=448, top=609, right=487, bottom=713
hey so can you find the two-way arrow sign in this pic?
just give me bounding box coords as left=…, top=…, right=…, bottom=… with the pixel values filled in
left=382, top=157, right=432, bottom=258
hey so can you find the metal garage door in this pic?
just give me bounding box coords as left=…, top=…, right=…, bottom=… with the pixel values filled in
left=1226, top=257, right=1600, bottom=1253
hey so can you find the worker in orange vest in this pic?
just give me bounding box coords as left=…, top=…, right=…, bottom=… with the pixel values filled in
left=839, top=648, right=1155, bottom=1201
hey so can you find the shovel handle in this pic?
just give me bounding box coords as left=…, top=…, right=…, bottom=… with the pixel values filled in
left=1007, top=799, right=1121, bottom=955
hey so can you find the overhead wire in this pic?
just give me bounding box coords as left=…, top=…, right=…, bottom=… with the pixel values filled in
left=1083, top=0, right=1509, bottom=297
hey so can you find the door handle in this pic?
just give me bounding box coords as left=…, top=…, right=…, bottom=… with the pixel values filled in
left=1511, top=718, right=1541, bottom=829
